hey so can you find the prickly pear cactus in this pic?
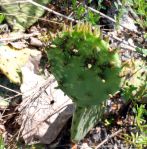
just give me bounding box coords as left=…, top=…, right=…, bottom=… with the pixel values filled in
left=47, top=23, right=122, bottom=107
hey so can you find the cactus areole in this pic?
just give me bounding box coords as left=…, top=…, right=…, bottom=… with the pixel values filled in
left=46, top=23, right=121, bottom=106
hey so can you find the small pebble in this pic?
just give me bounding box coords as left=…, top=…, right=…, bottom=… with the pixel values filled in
left=80, top=143, right=92, bottom=149
left=30, top=37, right=43, bottom=47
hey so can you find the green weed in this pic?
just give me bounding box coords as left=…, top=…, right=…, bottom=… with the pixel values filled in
left=0, top=136, right=5, bottom=149
left=135, top=104, right=147, bottom=133
left=124, top=104, right=147, bottom=149
left=127, top=0, right=147, bottom=28
left=0, top=14, right=5, bottom=24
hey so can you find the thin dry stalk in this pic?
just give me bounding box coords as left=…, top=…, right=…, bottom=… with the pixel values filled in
left=95, top=129, right=123, bottom=149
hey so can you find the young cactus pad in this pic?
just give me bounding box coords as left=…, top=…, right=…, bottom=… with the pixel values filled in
left=71, top=104, right=105, bottom=142
left=47, top=23, right=122, bottom=106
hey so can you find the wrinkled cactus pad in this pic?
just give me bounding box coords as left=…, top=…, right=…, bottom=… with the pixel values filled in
left=0, top=0, right=49, bottom=31
left=0, top=45, right=40, bottom=84
left=47, top=23, right=122, bottom=106
left=71, top=104, right=104, bottom=142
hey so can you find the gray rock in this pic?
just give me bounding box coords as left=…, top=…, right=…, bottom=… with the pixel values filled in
left=29, top=37, right=43, bottom=47
left=18, top=57, right=74, bottom=144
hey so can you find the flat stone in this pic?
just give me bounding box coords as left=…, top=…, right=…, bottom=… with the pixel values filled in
left=18, top=58, right=74, bottom=144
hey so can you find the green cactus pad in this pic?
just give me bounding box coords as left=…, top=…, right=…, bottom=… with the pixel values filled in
left=71, top=104, right=104, bottom=142
left=0, top=0, right=49, bottom=31
left=47, top=23, right=122, bottom=106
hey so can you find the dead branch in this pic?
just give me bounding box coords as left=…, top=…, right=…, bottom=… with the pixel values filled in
left=0, top=84, right=20, bottom=94
left=26, top=0, right=78, bottom=23
left=95, top=129, right=123, bottom=149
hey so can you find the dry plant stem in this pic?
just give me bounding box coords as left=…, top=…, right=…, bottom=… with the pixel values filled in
left=27, top=0, right=139, bottom=35
left=0, top=84, right=20, bottom=94
left=3, top=93, right=22, bottom=101
left=105, top=32, right=144, bottom=56
left=16, top=78, right=70, bottom=140
left=1, top=0, right=140, bottom=35
left=16, top=77, right=55, bottom=112
left=0, top=78, right=55, bottom=104
left=18, top=100, right=70, bottom=140
left=108, top=33, right=137, bottom=50
left=95, top=129, right=123, bottom=149
left=0, top=1, right=28, bottom=5
left=1, top=112, right=18, bottom=118
left=25, top=1, right=142, bottom=50
left=121, top=67, right=143, bottom=88
left=0, top=1, right=141, bottom=51
left=88, top=7, right=117, bottom=23
left=0, top=12, right=62, bottom=25
left=26, top=0, right=78, bottom=23
left=0, top=32, right=39, bottom=42
left=87, top=7, right=139, bottom=34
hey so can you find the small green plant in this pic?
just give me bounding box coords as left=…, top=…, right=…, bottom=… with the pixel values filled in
left=86, top=9, right=100, bottom=25
left=0, top=136, right=5, bottom=149
left=125, top=132, right=147, bottom=149
left=121, top=58, right=146, bottom=102
left=73, top=2, right=100, bottom=25
left=114, top=0, right=128, bottom=28
left=72, top=0, right=77, bottom=9
left=127, top=0, right=147, bottom=28
left=133, top=0, right=147, bottom=28
left=17, top=142, right=45, bottom=149
left=0, top=14, right=5, bottom=24
left=135, top=104, right=147, bottom=133
left=135, top=47, right=147, bottom=58
left=75, top=5, right=86, bottom=20
left=124, top=104, right=147, bottom=149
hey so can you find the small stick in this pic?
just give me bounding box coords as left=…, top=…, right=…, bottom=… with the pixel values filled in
left=0, top=32, right=39, bottom=42
left=27, top=0, right=139, bottom=35
left=0, top=1, right=28, bottom=5
left=95, top=129, right=123, bottom=149
left=26, top=0, right=78, bottom=23
left=0, top=84, right=20, bottom=94
left=0, top=12, right=62, bottom=25
left=87, top=7, right=139, bottom=34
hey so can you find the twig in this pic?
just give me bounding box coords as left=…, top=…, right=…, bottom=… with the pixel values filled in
left=4, top=93, right=22, bottom=101
left=0, top=84, right=20, bottom=94
left=26, top=0, right=78, bottom=23
left=88, top=7, right=117, bottom=24
left=0, top=1, right=28, bottom=5
left=18, top=100, right=70, bottom=140
left=95, top=129, right=123, bottom=149
left=16, top=78, right=70, bottom=140
left=0, top=12, right=63, bottom=25
left=108, top=33, right=136, bottom=50
left=87, top=6, right=139, bottom=34
left=0, top=32, right=39, bottom=42
left=3, top=0, right=139, bottom=35
left=26, top=0, right=139, bottom=35
left=16, top=77, right=56, bottom=112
